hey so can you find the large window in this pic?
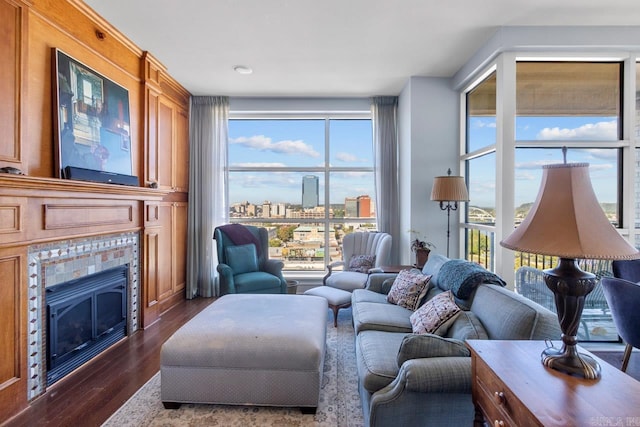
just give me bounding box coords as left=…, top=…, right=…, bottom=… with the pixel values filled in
left=228, top=116, right=375, bottom=272
left=462, top=59, right=628, bottom=342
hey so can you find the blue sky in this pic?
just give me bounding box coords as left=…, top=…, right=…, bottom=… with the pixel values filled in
left=469, top=116, right=619, bottom=209
left=227, top=116, right=619, bottom=210
left=228, top=119, right=375, bottom=205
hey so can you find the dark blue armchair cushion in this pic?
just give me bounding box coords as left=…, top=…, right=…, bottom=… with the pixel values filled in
left=438, top=259, right=506, bottom=300
left=225, top=244, right=259, bottom=275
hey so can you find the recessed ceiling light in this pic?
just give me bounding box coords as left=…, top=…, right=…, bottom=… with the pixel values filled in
left=233, top=65, right=253, bottom=75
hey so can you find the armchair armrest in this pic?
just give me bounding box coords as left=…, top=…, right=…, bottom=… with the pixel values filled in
left=323, top=261, right=345, bottom=285
left=216, top=263, right=235, bottom=295
left=263, top=259, right=284, bottom=276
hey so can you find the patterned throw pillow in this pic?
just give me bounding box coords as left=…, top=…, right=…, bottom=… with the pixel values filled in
left=410, top=290, right=461, bottom=335
left=348, top=254, right=376, bottom=273
left=386, top=270, right=432, bottom=310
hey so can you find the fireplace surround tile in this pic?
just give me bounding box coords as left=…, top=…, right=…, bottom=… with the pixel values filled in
left=27, top=232, right=139, bottom=400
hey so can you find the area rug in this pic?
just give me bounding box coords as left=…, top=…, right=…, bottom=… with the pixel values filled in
left=102, top=307, right=364, bottom=427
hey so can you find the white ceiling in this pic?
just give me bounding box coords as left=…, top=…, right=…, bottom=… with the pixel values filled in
left=83, top=0, right=640, bottom=97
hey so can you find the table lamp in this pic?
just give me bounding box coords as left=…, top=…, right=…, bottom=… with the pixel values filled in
left=431, top=169, right=469, bottom=257
left=501, top=155, right=639, bottom=379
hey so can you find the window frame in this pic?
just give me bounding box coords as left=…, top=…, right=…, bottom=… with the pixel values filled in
left=227, top=112, right=375, bottom=273
left=460, top=53, right=638, bottom=284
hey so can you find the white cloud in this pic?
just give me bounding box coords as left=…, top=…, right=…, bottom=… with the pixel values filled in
left=230, top=135, right=320, bottom=157
left=537, top=120, right=617, bottom=140
left=515, top=159, right=556, bottom=170
left=515, top=171, right=538, bottom=181
left=335, top=152, right=366, bottom=163
left=474, top=120, right=496, bottom=129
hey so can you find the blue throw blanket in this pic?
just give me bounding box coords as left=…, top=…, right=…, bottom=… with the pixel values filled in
left=438, top=259, right=506, bottom=300
left=215, top=224, right=262, bottom=257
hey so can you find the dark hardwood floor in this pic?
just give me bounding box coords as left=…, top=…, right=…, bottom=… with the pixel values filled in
left=4, top=297, right=215, bottom=427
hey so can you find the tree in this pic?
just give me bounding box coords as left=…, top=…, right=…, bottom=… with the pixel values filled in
left=269, top=238, right=283, bottom=247
left=277, top=225, right=297, bottom=242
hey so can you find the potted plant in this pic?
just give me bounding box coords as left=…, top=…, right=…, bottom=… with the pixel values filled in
left=409, top=230, right=435, bottom=268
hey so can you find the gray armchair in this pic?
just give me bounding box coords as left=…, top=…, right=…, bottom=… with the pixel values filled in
left=602, top=274, right=640, bottom=372
left=323, top=231, right=392, bottom=292
left=214, top=224, right=286, bottom=295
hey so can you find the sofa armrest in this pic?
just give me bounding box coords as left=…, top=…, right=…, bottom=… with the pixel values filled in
left=385, top=357, right=472, bottom=395
left=397, top=334, right=470, bottom=367
left=366, top=273, right=398, bottom=294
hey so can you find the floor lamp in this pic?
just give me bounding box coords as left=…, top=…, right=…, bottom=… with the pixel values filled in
left=431, top=169, right=469, bottom=257
left=501, top=157, right=639, bottom=379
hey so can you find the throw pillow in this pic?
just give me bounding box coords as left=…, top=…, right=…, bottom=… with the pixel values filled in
left=348, top=254, right=376, bottom=273
left=396, top=334, right=470, bottom=367
left=386, top=270, right=432, bottom=311
left=410, top=290, right=461, bottom=335
left=225, top=244, right=259, bottom=275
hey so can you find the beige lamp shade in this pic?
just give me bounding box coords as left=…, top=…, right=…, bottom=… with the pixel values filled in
left=500, top=163, right=639, bottom=260
left=430, top=175, right=469, bottom=202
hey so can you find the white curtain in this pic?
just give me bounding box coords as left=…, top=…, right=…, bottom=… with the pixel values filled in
left=371, top=96, right=400, bottom=264
left=186, top=96, right=229, bottom=298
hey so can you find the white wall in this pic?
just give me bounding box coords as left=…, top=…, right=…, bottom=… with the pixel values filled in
left=398, top=77, right=459, bottom=263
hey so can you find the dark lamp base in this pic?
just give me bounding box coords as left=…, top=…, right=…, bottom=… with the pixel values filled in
left=541, top=344, right=601, bottom=380
left=541, top=257, right=601, bottom=380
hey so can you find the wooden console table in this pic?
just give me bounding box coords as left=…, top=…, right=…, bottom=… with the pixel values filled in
left=467, top=340, right=640, bottom=427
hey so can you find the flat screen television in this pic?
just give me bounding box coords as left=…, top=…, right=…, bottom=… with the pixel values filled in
left=52, top=48, right=138, bottom=186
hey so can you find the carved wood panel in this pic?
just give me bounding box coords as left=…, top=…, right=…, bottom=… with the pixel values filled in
left=0, top=248, right=26, bottom=418
left=0, top=0, right=26, bottom=165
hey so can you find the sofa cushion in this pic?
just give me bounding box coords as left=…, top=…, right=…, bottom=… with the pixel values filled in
left=349, top=254, right=376, bottom=273
left=421, top=253, right=450, bottom=291
left=410, top=290, right=461, bottom=335
left=352, top=288, right=389, bottom=305
left=446, top=311, right=489, bottom=340
left=437, top=260, right=506, bottom=299
left=396, top=334, right=470, bottom=367
left=356, top=330, right=407, bottom=393
left=470, top=284, right=561, bottom=340
left=387, top=270, right=432, bottom=310
left=225, top=244, right=259, bottom=274
left=352, top=301, right=413, bottom=334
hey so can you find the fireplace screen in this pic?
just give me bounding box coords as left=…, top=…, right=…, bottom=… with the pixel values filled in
left=46, top=265, right=128, bottom=385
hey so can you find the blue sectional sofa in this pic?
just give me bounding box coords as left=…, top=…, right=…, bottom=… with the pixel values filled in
left=352, top=254, right=561, bottom=427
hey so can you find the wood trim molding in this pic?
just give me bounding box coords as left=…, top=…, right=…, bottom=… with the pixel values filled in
left=0, top=174, right=170, bottom=200
left=44, top=203, right=133, bottom=229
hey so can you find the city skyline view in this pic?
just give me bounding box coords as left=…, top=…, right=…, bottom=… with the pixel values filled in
left=228, top=119, right=375, bottom=205
left=229, top=116, right=619, bottom=215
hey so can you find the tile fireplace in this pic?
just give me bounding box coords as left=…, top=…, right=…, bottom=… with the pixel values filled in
left=27, top=232, right=139, bottom=400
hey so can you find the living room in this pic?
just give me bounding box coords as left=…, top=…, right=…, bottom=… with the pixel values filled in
left=2, top=0, right=640, bottom=425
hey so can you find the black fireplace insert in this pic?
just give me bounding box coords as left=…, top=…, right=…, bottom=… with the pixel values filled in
left=46, top=265, right=128, bottom=385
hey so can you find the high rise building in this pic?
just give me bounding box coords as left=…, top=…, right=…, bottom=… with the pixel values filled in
left=302, top=175, right=319, bottom=209
left=357, top=195, right=372, bottom=217
left=345, top=197, right=357, bottom=217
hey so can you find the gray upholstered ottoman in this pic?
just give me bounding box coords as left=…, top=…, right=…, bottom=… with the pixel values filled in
left=160, top=294, right=328, bottom=413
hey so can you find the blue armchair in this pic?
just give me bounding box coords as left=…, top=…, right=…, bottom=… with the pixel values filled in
left=214, top=224, right=287, bottom=295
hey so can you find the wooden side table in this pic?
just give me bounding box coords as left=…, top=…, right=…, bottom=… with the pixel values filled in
left=467, top=340, right=640, bottom=427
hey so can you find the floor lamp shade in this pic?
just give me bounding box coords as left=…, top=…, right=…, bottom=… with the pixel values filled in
left=501, top=162, right=639, bottom=379
left=431, top=171, right=469, bottom=257
left=430, top=175, right=469, bottom=203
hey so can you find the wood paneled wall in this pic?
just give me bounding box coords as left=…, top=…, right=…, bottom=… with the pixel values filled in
left=0, top=0, right=191, bottom=422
